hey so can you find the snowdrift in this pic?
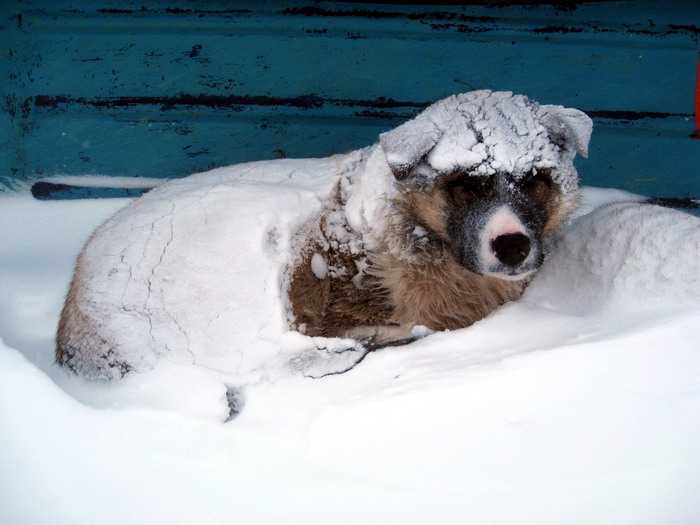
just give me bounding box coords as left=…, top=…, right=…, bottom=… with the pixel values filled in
left=1, top=188, right=699, bottom=524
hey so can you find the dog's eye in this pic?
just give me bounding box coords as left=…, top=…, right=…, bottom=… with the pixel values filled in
left=520, top=170, right=553, bottom=201
left=445, top=175, right=495, bottom=204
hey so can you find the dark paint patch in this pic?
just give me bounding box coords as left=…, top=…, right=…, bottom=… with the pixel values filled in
left=31, top=181, right=151, bottom=200
left=97, top=8, right=134, bottom=14
left=173, top=125, right=193, bottom=136
left=182, top=144, right=209, bottom=159
left=429, top=23, right=492, bottom=33
left=333, top=96, right=426, bottom=109
left=163, top=8, right=252, bottom=15
left=283, top=6, right=404, bottom=19
left=648, top=197, right=699, bottom=209
left=34, top=94, right=317, bottom=110
left=20, top=99, right=31, bottom=119
left=586, top=109, right=690, bottom=120
left=282, top=7, right=697, bottom=39
left=355, top=109, right=414, bottom=119
left=67, top=7, right=252, bottom=17
left=533, top=25, right=584, bottom=34
left=668, top=24, right=699, bottom=35
left=30, top=95, right=693, bottom=123
left=4, top=96, right=17, bottom=119
left=532, top=22, right=698, bottom=37
left=282, top=6, right=495, bottom=23
left=32, top=94, right=428, bottom=111
left=350, top=1, right=622, bottom=10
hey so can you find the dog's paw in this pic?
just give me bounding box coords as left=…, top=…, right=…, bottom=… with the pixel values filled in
left=288, top=338, right=368, bottom=379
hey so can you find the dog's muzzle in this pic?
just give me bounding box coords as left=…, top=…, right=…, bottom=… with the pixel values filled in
left=479, top=206, right=539, bottom=280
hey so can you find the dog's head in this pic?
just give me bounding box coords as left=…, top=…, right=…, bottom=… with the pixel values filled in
left=380, top=90, right=592, bottom=280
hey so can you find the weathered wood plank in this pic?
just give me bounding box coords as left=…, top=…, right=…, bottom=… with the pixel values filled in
left=13, top=6, right=697, bottom=111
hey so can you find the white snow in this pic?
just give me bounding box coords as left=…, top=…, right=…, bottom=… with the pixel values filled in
left=379, top=91, right=592, bottom=199
left=1, top=186, right=699, bottom=524
left=310, top=253, right=328, bottom=280
left=526, top=202, right=700, bottom=315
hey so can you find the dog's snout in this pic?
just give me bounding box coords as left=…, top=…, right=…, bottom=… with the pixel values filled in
left=491, top=233, right=530, bottom=267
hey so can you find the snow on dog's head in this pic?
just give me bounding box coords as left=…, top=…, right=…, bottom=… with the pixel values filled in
left=380, top=90, right=592, bottom=280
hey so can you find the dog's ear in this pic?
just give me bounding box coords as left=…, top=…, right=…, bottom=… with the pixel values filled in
left=379, top=96, right=468, bottom=180
left=379, top=113, right=443, bottom=180
left=537, top=105, right=593, bottom=158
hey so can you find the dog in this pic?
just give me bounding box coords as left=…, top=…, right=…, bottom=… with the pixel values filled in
left=56, top=90, right=592, bottom=381
left=287, top=90, right=591, bottom=343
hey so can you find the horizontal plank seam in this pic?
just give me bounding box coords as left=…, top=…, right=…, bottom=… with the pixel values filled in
left=27, top=95, right=692, bottom=121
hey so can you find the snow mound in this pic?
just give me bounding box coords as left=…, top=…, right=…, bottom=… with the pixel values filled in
left=526, top=202, right=700, bottom=315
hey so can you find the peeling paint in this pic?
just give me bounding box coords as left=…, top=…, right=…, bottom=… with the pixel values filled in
left=586, top=109, right=690, bottom=120
left=533, top=25, right=585, bottom=34
left=429, top=23, right=492, bottom=33
left=29, top=94, right=692, bottom=123
left=30, top=181, right=150, bottom=200
left=282, top=6, right=496, bottom=23
left=32, top=94, right=428, bottom=111
left=188, top=45, right=203, bottom=58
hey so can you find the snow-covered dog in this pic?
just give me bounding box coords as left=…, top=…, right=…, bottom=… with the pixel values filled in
left=56, top=90, right=592, bottom=383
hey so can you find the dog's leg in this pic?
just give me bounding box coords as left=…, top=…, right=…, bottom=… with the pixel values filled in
left=288, top=326, right=429, bottom=379
left=288, top=338, right=368, bottom=379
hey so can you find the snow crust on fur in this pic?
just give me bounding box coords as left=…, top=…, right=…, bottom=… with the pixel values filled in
left=70, top=156, right=351, bottom=381
left=379, top=90, right=591, bottom=197
left=59, top=143, right=402, bottom=381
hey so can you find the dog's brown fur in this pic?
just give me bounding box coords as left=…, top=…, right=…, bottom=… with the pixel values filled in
left=56, top=245, right=134, bottom=376
left=288, top=176, right=567, bottom=343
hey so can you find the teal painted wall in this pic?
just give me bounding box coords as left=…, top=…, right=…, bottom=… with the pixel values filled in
left=2, top=1, right=699, bottom=196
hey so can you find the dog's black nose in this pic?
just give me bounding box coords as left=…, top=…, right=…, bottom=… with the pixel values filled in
left=491, top=233, right=531, bottom=267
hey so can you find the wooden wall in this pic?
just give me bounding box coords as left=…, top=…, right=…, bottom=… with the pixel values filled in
left=2, top=1, right=699, bottom=197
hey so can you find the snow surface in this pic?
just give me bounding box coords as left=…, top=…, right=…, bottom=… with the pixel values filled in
left=1, top=187, right=700, bottom=524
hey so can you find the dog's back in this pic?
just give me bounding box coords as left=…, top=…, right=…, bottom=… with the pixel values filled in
left=55, top=155, right=349, bottom=380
